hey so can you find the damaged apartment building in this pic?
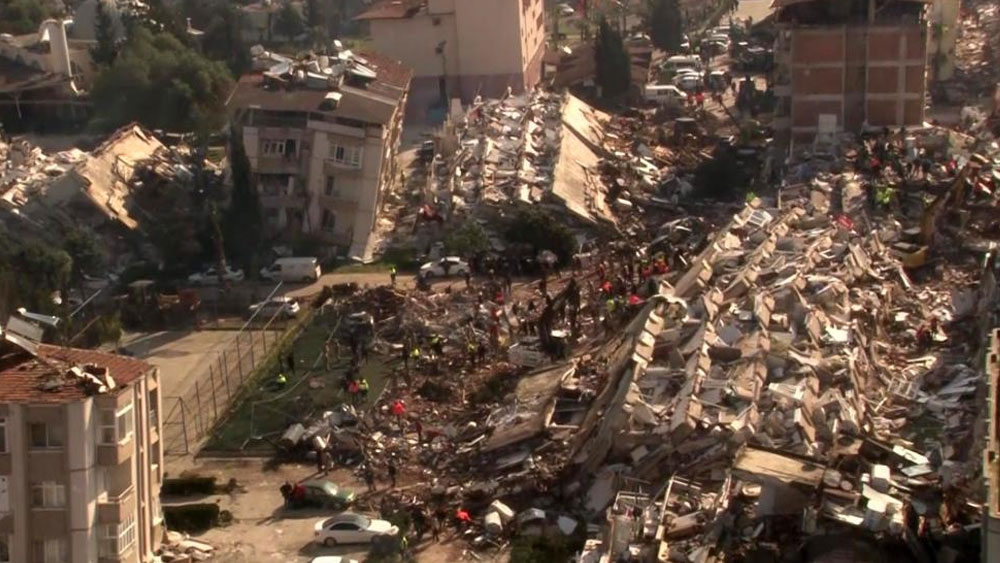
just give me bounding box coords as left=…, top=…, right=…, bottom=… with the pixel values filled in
left=355, top=0, right=545, bottom=121
left=227, top=44, right=411, bottom=261
left=0, top=315, right=163, bottom=563
left=771, top=0, right=929, bottom=146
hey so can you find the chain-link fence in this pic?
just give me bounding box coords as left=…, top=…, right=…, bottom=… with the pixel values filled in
left=161, top=283, right=311, bottom=455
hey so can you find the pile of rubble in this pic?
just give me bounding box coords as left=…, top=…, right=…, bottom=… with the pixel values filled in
left=157, top=532, right=214, bottom=562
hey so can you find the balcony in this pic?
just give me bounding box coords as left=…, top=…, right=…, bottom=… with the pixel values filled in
left=256, top=155, right=306, bottom=175
left=97, top=485, right=135, bottom=524
left=96, top=439, right=133, bottom=466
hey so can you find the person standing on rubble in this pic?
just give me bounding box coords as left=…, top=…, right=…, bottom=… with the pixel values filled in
left=391, top=399, right=407, bottom=432
left=359, top=378, right=370, bottom=402
left=387, top=460, right=398, bottom=488
left=390, top=266, right=397, bottom=287
left=363, top=464, right=376, bottom=492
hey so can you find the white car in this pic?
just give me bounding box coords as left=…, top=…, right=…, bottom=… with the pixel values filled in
left=419, top=256, right=470, bottom=279
left=187, top=266, right=244, bottom=285
left=310, top=558, right=359, bottom=563
left=248, top=296, right=301, bottom=319
left=558, top=3, right=575, bottom=16
left=313, top=513, right=399, bottom=547
left=673, top=73, right=702, bottom=91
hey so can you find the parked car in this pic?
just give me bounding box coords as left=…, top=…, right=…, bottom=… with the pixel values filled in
left=247, top=296, right=301, bottom=319
left=259, top=257, right=322, bottom=283
left=673, top=73, right=702, bottom=92
left=644, top=84, right=688, bottom=106
left=558, top=2, right=575, bottom=15
left=295, top=480, right=356, bottom=510
left=310, top=558, right=359, bottom=563
left=419, top=257, right=470, bottom=279
left=313, top=513, right=399, bottom=547
left=187, top=265, right=244, bottom=285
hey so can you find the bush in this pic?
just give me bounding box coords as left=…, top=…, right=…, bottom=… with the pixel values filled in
left=444, top=221, right=490, bottom=258
left=510, top=534, right=579, bottom=563
left=163, top=503, right=221, bottom=533
left=504, top=209, right=577, bottom=266
left=161, top=476, right=218, bottom=496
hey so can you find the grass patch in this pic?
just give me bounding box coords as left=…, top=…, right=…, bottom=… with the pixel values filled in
left=202, top=309, right=394, bottom=452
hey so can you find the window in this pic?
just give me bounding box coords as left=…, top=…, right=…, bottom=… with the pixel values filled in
left=31, top=482, right=65, bottom=509
left=329, top=143, right=362, bottom=168
left=29, top=423, right=64, bottom=449
left=99, top=514, right=136, bottom=558
left=0, top=535, right=9, bottom=563
left=261, top=139, right=286, bottom=156
left=324, top=175, right=337, bottom=196
left=0, top=418, right=6, bottom=453
left=321, top=209, right=336, bottom=232
left=98, top=404, right=133, bottom=445
left=32, top=538, right=66, bottom=563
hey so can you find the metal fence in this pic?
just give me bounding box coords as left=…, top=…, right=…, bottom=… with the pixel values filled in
left=161, top=283, right=307, bottom=455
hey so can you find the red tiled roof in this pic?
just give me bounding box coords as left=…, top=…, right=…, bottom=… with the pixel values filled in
left=356, top=50, right=413, bottom=90
left=355, top=0, right=423, bottom=21
left=0, top=344, right=153, bottom=404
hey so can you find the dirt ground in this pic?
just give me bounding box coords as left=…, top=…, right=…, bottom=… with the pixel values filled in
left=167, top=458, right=507, bottom=563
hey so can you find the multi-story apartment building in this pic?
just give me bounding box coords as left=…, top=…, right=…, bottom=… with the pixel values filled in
left=0, top=330, right=163, bottom=563
left=356, top=0, right=545, bottom=120
left=227, top=47, right=411, bottom=260
left=771, top=0, right=928, bottom=146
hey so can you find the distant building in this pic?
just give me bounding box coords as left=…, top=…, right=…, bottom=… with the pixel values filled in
left=356, top=0, right=545, bottom=121
left=0, top=321, right=163, bottom=562
left=0, top=19, right=93, bottom=129
left=227, top=46, right=411, bottom=260
left=985, top=328, right=1000, bottom=562
left=771, top=0, right=929, bottom=146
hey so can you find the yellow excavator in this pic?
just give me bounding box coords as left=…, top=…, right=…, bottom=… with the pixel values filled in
left=898, top=163, right=974, bottom=269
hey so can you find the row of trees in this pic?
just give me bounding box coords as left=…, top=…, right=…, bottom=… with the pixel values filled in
left=593, top=0, right=685, bottom=99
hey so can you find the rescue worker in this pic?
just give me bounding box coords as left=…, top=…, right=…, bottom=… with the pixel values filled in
left=430, top=334, right=444, bottom=356
left=390, top=266, right=397, bottom=287
left=388, top=459, right=398, bottom=488
left=274, top=372, right=288, bottom=389
left=358, top=378, right=370, bottom=402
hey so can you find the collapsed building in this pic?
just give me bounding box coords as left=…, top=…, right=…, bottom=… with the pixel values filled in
left=227, top=44, right=412, bottom=261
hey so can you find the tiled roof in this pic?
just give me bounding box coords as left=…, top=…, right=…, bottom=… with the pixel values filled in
left=0, top=344, right=153, bottom=404
left=356, top=50, right=413, bottom=91
left=354, top=0, right=423, bottom=20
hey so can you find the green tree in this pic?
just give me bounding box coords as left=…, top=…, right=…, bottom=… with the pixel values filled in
left=92, top=0, right=118, bottom=66
left=504, top=209, right=577, bottom=266
left=647, top=0, right=682, bottom=52
left=594, top=16, right=631, bottom=99
left=223, top=132, right=263, bottom=272
left=202, top=2, right=251, bottom=74
left=0, top=239, right=72, bottom=316
left=63, top=228, right=106, bottom=286
left=90, top=27, right=233, bottom=132
left=273, top=2, right=305, bottom=40
left=444, top=221, right=490, bottom=258
left=0, top=0, right=50, bottom=35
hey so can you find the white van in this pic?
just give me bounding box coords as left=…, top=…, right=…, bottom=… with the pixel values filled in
left=644, top=84, right=688, bottom=105
left=259, top=257, right=322, bottom=283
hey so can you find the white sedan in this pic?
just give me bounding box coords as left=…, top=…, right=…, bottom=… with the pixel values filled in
left=247, top=296, right=301, bottom=319
left=314, top=513, right=399, bottom=547
left=419, top=257, right=470, bottom=279
left=187, top=266, right=244, bottom=285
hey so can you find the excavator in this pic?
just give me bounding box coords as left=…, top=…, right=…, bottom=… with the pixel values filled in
left=897, top=162, right=974, bottom=269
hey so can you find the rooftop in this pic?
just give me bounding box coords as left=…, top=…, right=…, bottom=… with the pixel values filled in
left=0, top=342, right=154, bottom=404
left=354, top=0, right=424, bottom=21
left=227, top=49, right=412, bottom=126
